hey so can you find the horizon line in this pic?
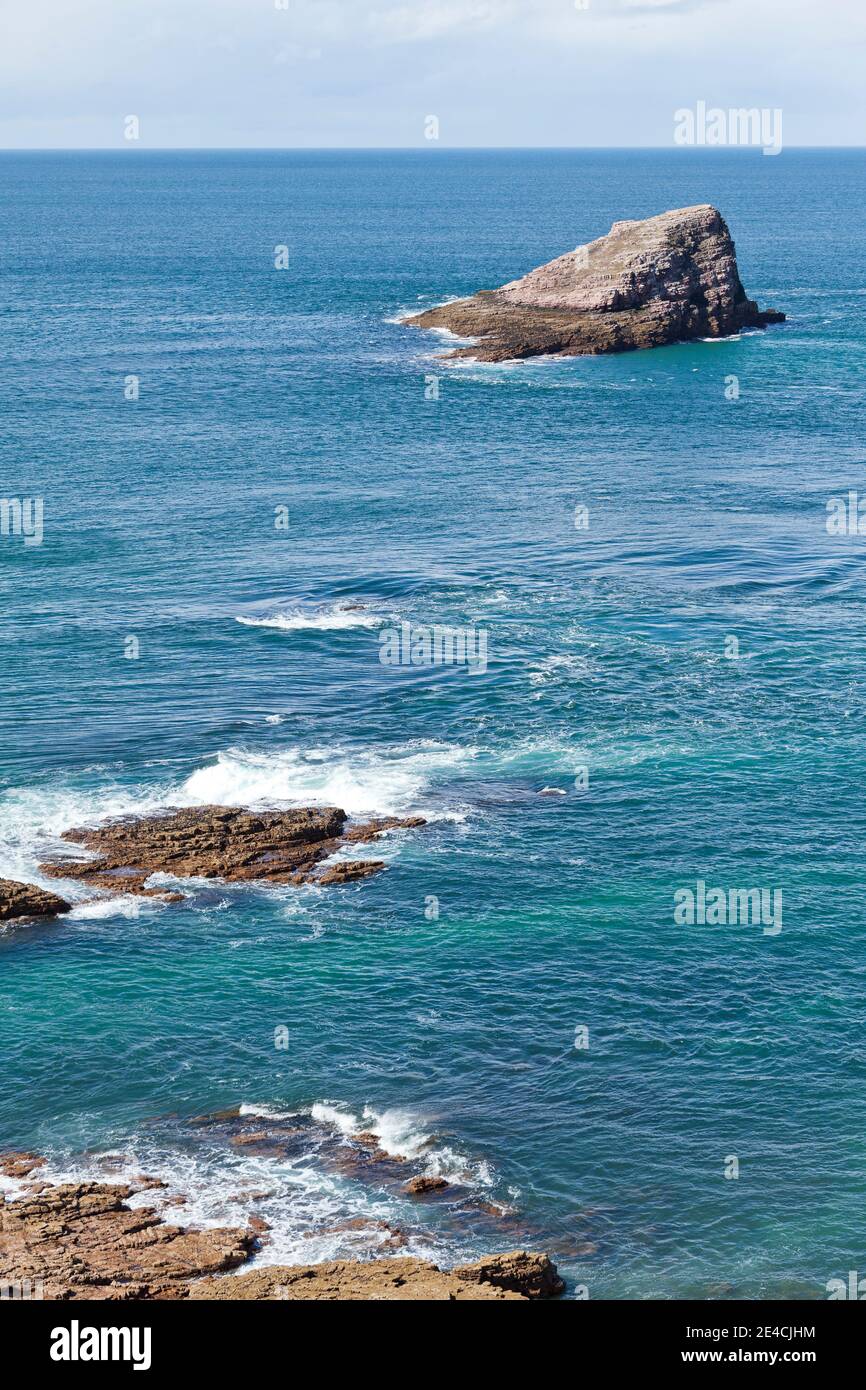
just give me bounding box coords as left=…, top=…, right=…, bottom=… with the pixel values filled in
left=1, top=144, right=864, bottom=154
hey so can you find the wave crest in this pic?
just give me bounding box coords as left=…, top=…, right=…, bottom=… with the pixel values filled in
left=236, top=602, right=390, bottom=633
left=181, top=741, right=471, bottom=818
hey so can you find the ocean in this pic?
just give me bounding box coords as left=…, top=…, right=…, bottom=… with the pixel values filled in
left=1, top=148, right=864, bottom=1298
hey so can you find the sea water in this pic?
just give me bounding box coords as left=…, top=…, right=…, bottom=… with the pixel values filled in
left=1, top=149, right=864, bottom=1298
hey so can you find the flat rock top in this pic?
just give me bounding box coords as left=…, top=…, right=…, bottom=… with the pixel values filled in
left=60, top=803, right=348, bottom=853
left=190, top=1258, right=519, bottom=1301
left=0, top=1178, right=254, bottom=1300
left=38, top=804, right=424, bottom=895
left=192, top=1250, right=563, bottom=1301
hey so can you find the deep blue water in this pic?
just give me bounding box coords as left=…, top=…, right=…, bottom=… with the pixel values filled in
left=1, top=149, right=865, bottom=1297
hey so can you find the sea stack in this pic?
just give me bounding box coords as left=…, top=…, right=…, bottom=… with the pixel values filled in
left=404, top=204, right=784, bottom=362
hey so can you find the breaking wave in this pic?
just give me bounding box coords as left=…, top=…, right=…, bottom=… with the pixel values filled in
left=2, top=1097, right=506, bottom=1271
left=236, top=602, right=391, bottom=632
left=181, top=741, right=472, bottom=819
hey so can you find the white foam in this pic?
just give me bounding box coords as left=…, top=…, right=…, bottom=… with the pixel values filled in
left=0, top=737, right=470, bottom=904
left=236, top=602, right=390, bottom=633
left=5, top=1095, right=501, bottom=1271
left=528, top=652, right=593, bottom=685
left=310, top=1101, right=493, bottom=1187
left=238, top=1103, right=301, bottom=1121
left=423, top=324, right=476, bottom=344
left=20, top=1143, right=445, bottom=1270
left=364, top=1107, right=432, bottom=1161
left=181, top=740, right=472, bottom=819
left=446, top=353, right=531, bottom=370
left=310, top=1101, right=360, bottom=1136
left=385, top=295, right=467, bottom=327
left=0, top=779, right=168, bottom=892
left=67, top=895, right=164, bottom=921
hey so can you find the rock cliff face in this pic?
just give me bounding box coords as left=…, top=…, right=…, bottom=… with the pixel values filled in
left=405, top=204, right=784, bottom=362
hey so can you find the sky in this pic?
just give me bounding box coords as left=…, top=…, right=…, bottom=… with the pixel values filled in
left=0, top=0, right=863, bottom=149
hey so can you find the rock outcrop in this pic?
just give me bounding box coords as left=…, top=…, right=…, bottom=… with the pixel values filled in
left=405, top=204, right=784, bottom=362
left=0, top=1163, right=564, bottom=1301
left=0, top=1180, right=254, bottom=1300
left=0, top=1153, right=46, bottom=1179
left=38, top=805, right=425, bottom=897
left=454, top=1249, right=565, bottom=1299
left=190, top=1251, right=563, bottom=1301
left=182, top=1106, right=539, bottom=1249
left=404, top=1175, right=449, bottom=1196
left=0, top=878, right=71, bottom=924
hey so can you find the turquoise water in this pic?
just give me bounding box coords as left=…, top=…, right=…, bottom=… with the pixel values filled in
left=1, top=149, right=865, bottom=1298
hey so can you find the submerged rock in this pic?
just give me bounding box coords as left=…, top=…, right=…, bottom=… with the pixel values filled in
left=315, top=860, right=385, bottom=885
left=0, top=878, right=71, bottom=924
left=38, top=804, right=425, bottom=898
left=404, top=1175, right=449, bottom=1196
left=0, top=1152, right=46, bottom=1178
left=342, top=816, right=426, bottom=843
left=405, top=204, right=784, bottom=362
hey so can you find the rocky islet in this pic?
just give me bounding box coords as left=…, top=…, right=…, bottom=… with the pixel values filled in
left=404, top=204, right=784, bottom=362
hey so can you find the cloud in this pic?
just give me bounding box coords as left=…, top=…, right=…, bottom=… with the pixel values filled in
left=366, top=2, right=512, bottom=44
left=0, top=0, right=862, bottom=147
left=621, top=0, right=721, bottom=12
